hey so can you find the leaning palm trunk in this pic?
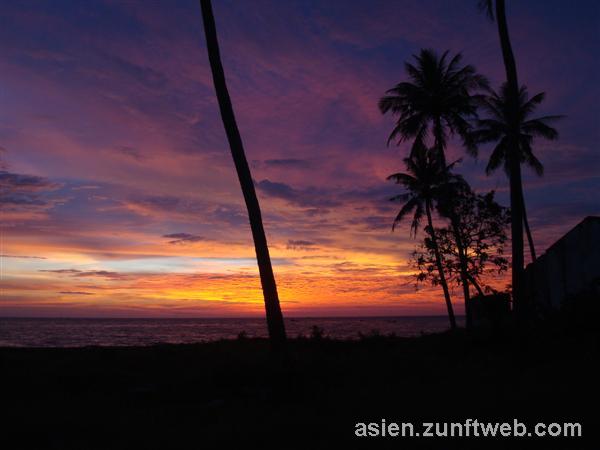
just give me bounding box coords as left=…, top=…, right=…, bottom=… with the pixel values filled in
left=426, top=200, right=457, bottom=329
left=494, top=0, right=525, bottom=317
left=521, top=192, right=536, bottom=262
left=200, top=0, right=286, bottom=346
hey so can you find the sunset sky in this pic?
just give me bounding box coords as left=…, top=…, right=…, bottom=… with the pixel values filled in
left=1, top=0, right=598, bottom=317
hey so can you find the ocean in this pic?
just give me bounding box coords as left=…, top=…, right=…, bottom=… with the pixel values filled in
left=0, top=316, right=458, bottom=347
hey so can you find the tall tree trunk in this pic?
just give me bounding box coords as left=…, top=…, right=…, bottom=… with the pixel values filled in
left=508, top=158, right=525, bottom=316
left=200, top=0, right=286, bottom=347
left=494, top=0, right=525, bottom=317
left=425, top=200, right=456, bottom=330
left=450, top=218, right=472, bottom=329
left=466, top=273, right=485, bottom=297
left=433, top=116, right=447, bottom=168
left=495, top=0, right=519, bottom=92
left=522, top=191, right=537, bottom=262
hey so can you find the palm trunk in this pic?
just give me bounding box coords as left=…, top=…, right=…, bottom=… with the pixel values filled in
left=508, top=157, right=525, bottom=316
left=522, top=191, right=536, bottom=262
left=425, top=200, right=456, bottom=330
left=450, top=218, right=472, bottom=329
left=200, top=0, right=286, bottom=347
left=433, top=116, right=447, bottom=168
left=495, top=0, right=519, bottom=92
left=494, top=0, right=525, bottom=317
left=466, top=273, right=485, bottom=297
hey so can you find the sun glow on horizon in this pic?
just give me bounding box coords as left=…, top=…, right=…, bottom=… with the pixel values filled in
left=1, top=0, right=597, bottom=318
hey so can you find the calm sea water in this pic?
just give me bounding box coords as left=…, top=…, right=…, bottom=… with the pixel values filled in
left=0, top=316, right=457, bottom=348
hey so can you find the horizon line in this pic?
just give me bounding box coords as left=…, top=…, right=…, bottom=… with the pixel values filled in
left=0, top=314, right=463, bottom=320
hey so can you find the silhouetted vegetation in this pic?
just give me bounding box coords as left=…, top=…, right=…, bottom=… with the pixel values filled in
left=412, top=190, right=510, bottom=299
left=380, top=7, right=562, bottom=325
left=310, top=325, right=326, bottom=340
left=379, top=49, right=488, bottom=166
left=387, top=145, right=458, bottom=329
left=2, top=325, right=596, bottom=449
left=476, top=0, right=562, bottom=322
left=472, top=83, right=562, bottom=262
left=381, top=49, right=494, bottom=327
left=0, top=2, right=592, bottom=449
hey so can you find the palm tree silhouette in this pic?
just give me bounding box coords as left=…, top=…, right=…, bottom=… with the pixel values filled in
left=478, top=0, right=529, bottom=315
left=200, top=0, right=286, bottom=347
left=380, top=49, right=487, bottom=327
left=388, top=145, right=457, bottom=330
left=473, top=83, right=561, bottom=264
left=378, top=49, right=488, bottom=167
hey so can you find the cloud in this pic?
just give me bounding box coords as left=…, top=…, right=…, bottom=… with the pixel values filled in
left=39, top=269, right=82, bottom=274
left=162, top=233, right=205, bottom=244
left=1, top=0, right=597, bottom=317
left=0, top=254, right=47, bottom=259
left=211, top=205, right=248, bottom=226
left=256, top=179, right=341, bottom=208
left=349, top=215, right=392, bottom=231
left=95, top=50, right=169, bottom=91
left=115, top=145, right=145, bottom=161
left=73, top=270, right=125, bottom=280
left=39, top=269, right=126, bottom=280
left=0, top=170, right=62, bottom=216
left=0, top=146, right=7, bottom=169
left=286, top=239, right=317, bottom=250
left=119, top=195, right=250, bottom=228
left=71, top=184, right=101, bottom=191
left=120, top=195, right=207, bottom=219
left=59, top=291, right=94, bottom=295
left=256, top=179, right=295, bottom=199
left=263, top=158, right=311, bottom=169
left=0, top=170, right=57, bottom=192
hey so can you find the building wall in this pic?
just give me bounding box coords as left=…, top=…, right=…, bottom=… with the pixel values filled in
left=524, top=217, right=600, bottom=310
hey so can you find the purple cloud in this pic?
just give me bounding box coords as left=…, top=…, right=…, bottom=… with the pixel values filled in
left=163, top=233, right=205, bottom=245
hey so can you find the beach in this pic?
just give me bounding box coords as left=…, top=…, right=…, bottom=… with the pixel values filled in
left=1, top=325, right=595, bottom=449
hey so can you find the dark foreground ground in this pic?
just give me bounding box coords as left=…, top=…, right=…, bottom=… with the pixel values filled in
left=1, top=323, right=597, bottom=449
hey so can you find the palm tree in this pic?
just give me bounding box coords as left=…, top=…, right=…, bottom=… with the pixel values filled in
left=473, top=83, right=561, bottom=295
left=379, top=49, right=487, bottom=326
left=200, top=0, right=286, bottom=347
left=388, top=145, right=457, bottom=330
left=478, top=0, right=528, bottom=315
left=521, top=190, right=536, bottom=261
left=378, top=49, right=488, bottom=167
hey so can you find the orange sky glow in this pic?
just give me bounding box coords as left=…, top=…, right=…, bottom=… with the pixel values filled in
left=1, top=1, right=598, bottom=318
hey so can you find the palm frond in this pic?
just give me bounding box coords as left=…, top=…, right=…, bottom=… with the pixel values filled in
left=392, top=197, right=419, bottom=231
left=389, top=193, right=411, bottom=202
left=486, top=138, right=508, bottom=175
left=381, top=48, right=488, bottom=163
left=521, top=91, right=545, bottom=117
left=446, top=158, right=463, bottom=171
left=520, top=138, right=544, bottom=176
left=521, top=119, right=560, bottom=140
left=387, top=172, right=416, bottom=186
left=410, top=202, right=425, bottom=236
left=475, top=82, right=562, bottom=180
left=477, top=0, right=495, bottom=21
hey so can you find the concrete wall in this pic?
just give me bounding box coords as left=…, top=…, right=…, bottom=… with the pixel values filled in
left=524, top=216, right=600, bottom=310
